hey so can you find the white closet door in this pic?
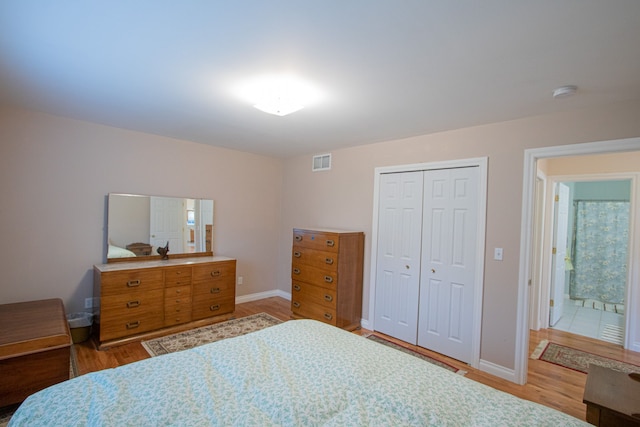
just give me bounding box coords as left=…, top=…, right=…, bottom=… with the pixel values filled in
left=374, top=171, right=424, bottom=343
left=418, top=167, right=479, bottom=364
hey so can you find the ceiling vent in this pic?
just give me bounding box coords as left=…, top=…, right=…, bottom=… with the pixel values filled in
left=312, top=153, right=331, bottom=172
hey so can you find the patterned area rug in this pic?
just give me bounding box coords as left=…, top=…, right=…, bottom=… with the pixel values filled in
left=142, top=313, right=283, bottom=356
left=530, top=339, right=640, bottom=374
left=366, top=335, right=465, bottom=375
left=0, top=346, right=79, bottom=427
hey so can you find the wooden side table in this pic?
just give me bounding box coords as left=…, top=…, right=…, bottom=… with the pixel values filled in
left=583, top=364, right=640, bottom=426
left=0, top=298, right=72, bottom=407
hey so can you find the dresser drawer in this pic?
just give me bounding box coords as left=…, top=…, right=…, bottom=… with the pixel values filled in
left=192, top=261, right=236, bottom=283
left=100, top=270, right=163, bottom=296
left=192, top=296, right=235, bottom=320
left=164, top=304, right=192, bottom=326
left=291, top=248, right=338, bottom=272
left=291, top=281, right=336, bottom=309
left=100, top=289, right=164, bottom=340
left=165, top=284, right=192, bottom=300
left=291, top=262, right=337, bottom=289
left=164, top=266, right=192, bottom=287
left=293, top=229, right=339, bottom=253
left=291, top=298, right=337, bottom=326
left=192, top=280, right=234, bottom=298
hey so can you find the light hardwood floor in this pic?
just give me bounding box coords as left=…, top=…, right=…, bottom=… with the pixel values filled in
left=75, top=296, right=640, bottom=422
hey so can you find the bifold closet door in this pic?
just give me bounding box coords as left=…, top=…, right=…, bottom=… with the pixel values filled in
left=374, top=171, right=423, bottom=344
left=418, top=167, right=479, bottom=364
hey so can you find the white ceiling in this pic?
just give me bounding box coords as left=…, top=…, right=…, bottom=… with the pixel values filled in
left=1, top=1, right=639, bottom=158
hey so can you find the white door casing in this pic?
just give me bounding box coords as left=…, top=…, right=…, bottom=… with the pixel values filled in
left=418, top=167, right=479, bottom=364
left=549, top=183, right=569, bottom=326
left=374, top=171, right=424, bottom=343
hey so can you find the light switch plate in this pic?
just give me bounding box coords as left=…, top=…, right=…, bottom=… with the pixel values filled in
left=494, top=248, right=503, bottom=261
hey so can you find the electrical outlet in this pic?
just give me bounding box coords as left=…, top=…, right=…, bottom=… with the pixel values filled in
left=84, top=298, right=93, bottom=309
left=494, top=248, right=503, bottom=261
left=237, top=276, right=243, bottom=285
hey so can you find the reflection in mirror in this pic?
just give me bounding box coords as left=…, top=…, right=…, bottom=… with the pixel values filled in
left=107, top=193, right=214, bottom=260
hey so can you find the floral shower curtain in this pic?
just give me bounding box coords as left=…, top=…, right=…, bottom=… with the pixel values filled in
left=569, top=200, right=629, bottom=304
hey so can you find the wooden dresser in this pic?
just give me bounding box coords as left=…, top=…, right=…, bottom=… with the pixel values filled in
left=290, top=228, right=364, bottom=330
left=94, top=256, right=236, bottom=348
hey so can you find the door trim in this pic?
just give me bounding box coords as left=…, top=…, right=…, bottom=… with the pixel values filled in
left=368, top=157, right=488, bottom=369
left=517, top=137, right=640, bottom=385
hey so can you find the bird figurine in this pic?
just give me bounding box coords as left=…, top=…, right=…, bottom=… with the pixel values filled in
left=157, top=241, right=170, bottom=260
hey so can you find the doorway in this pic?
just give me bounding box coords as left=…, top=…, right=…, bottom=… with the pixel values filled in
left=543, top=179, right=631, bottom=346
left=517, top=137, right=640, bottom=385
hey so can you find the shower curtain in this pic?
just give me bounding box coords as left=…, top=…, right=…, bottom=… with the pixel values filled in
left=569, top=200, right=629, bottom=304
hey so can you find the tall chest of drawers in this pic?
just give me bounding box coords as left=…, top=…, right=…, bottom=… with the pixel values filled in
left=290, top=228, right=364, bottom=330
left=94, top=256, right=235, bottom=348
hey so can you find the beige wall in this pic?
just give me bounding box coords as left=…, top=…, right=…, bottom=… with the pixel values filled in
left=0, top=107, right=283, bottom=313
left=278, top=100, right=640, bottom=370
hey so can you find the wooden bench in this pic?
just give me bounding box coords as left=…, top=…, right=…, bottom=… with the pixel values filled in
left=0, top=298, right=72, bottom=407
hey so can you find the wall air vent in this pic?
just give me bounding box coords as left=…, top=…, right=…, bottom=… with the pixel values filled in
left=312, top=153, right=331, bottom=172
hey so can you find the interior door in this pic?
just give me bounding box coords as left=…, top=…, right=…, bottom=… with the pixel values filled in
left=417, top=167, right=479, bottom=364
left=549, top=183, right=570, bottom=326
left=374, top=171, right=424, bottom=343
left=149, top=196, right=185, bottom=253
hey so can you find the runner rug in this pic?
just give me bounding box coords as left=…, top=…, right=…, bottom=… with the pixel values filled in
left=366, top=335, right=465, bottom=375
left=142, top=312, right=283, bottom=356
left=530, top=339, right=640, bottom=374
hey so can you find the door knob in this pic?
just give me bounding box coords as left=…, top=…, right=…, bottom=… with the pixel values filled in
left=431, top=268, right=436, bottom=273
left=405, top=265, right=410, bottom=269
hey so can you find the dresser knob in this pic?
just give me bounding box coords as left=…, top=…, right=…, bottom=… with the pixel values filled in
left=126, top=280, right=140, bottom=287
left=293, top=251, right=301, bottom=258
left=210, top=270, right=221, bottom=277
left=293, top=268, right=301, bottom=275
left=292, top=301, right=300, bottom=308
left=325, top=258, right=334, bottom=265
left=209, top=304, right=220, bottom=311
left=324, top=294, right=333, bottom=302
left=126, top=321, right=140, bottom=329
left=324, top=276, right=334, bottom=283
left=293, top=284, right=301, bottom=292
left=210, top=287, right=221, bottom=294
left=295, top=235, right=302, bottom=242
left=326, top=240, right=335, bottom=247
left=126, top=300, right=140, bottom=308
left=324, top=313, right=333, bottom=321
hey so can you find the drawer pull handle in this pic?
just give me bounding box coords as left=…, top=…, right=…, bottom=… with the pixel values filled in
left=210, top=270, right=221, bottom=277
left=292, top=301, right=300, bottom=308
left=293, top=284, right=301, bottom=291
left=324, top=276, right=334, bottom=283
left=127, top=280, right=140, bottom=287
left=324, top=313, right=333, bottom=320
left=210, top=287, right=221, bottom=294
left=325, top=258, right=334, bottom=265
left=326, top=240, right=335, bottom=247
left=293, top=268, right=301, bottom=275
left=324, top=294, right=333, bottom=302
left=126, top=300, right=140, bottom=308
left=293, top=251, right=301, bottom=258
left=176, top=289, right=181, bottom=294
left=209, top=304, right=220, bottom=311
left=295, top=235, right=302, bottom=242
left=126, top=321, right=140, bottom=329
left=175, top=299, right=182, bottom=304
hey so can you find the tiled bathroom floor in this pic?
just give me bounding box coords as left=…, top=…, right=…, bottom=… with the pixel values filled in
left=550, top=298, right=625, bottom=345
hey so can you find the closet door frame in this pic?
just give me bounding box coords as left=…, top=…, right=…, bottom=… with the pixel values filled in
left=368, top=157, right=488, bottom=369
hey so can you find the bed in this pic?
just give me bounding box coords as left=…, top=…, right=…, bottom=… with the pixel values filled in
left=8, top=320, right=588, bottom=426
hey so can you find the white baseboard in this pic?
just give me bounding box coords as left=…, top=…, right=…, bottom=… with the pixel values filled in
left=360, top=318, right=371, bottom=330
left=478, top=359, right=517, bottom=383
left=235, top=289, right=291, bottom=304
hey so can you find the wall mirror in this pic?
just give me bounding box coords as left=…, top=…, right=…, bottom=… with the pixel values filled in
left=107, top=193, right=214, bottom=262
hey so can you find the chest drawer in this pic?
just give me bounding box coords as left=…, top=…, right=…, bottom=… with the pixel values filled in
left=164, top=285, right=192, bottom=327
left=100, top=289, right=164, bottom=340
left=192, top=261, right=236, bottom=283
left=100, top=270, right=163, bottom=296
left=291, top=262, right=337, bottom=289
left=164, top=266, right=192, bottom=287
left=291, top=248, right=338, bottom=272
left=291, top=298, right=337, bottom=326
left=293, top=229, right=339, bottom=253
left=291, top=281, right=336, bottom=309
left=192, top=296, right=234, bottom=320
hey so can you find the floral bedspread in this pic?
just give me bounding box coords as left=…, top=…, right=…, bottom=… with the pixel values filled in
left=9, top=319, right=588, bottom=426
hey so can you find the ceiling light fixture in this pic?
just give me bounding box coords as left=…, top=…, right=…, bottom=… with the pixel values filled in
left=552, top=85, right=578, bottom=99
left=234, top=74, right=322, bottom=117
